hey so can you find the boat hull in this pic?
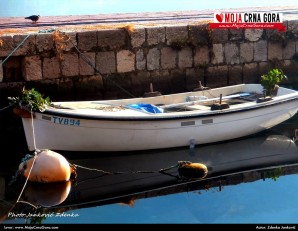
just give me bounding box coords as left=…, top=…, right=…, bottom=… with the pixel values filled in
left=22, top=98, right=298, bottom=151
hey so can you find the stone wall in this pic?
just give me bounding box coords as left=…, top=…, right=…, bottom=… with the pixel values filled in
left=0, top=20, right=298, bottom=102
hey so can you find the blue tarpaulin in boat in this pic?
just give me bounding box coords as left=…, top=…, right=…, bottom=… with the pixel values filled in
left=127, top=103, right=164, bottom=114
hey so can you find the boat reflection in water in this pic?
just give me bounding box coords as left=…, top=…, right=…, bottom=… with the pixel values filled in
left=3, top=132, right=298, bottom=223
left=56, top=133, right=298, bottom=209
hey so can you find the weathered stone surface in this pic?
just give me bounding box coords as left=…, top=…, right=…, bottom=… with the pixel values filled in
left=244, top=29, right=263, bottom=42
left=258, top=62, right=270, bottom=77
left=62, top=32, right=76, bottom=51
left=210, top=29, right=228, bottom=43
left=130, top=28, right=145, bottom=48
left=96, top=51, right=116, bottom=74
left=240, top=43, right=253, bottom=63
left=178, top=47, right=192, bottom=68
left=43, top=57, right=60, bottom=79
left=12, top=34, right=36, bottom=56
left=0, top=59, right=3, bottom=82
left=229, top=29, right=244, bottom=41
left=147, top=27, right=165, bottom=45
left=117, top=50, right=135, bottom=73
left=228, top=65, right=242, bottom=85
left=79, top=52, right=95, bottom=75
left=268, top=42, right=283, bottom=60
left=170, top=69, right=185, bottom=93
left=74, top=75, right=104, bottom=100
left=61, top=53, right=79, bottom=77
left=283, top=40, right=296, bottom=59
left=206, top=66, right=228, bottom=88
left=185, top=67, right=204, bottom=91
left=189, top=24, right=209, bottom=46
left=136, top=49, right=146, bottom=70
left=151, top=70, right=171, bottom=94
left=224, top=43, right=239, bottom=64
left=288, top=20, right=298, bottom=38
left=147, top=48, right=160, bottom=70
left=36, top=33, right=54, bottom=52
left=78, top=31, right=97, bottom=51
left=254, top=40, right=267, bottom=62
left=161, top=47, right=177, bottom=69
left=194, top=46, right=209, bottom=66
left=131, top=71, right=151, bottom=97
left=243, top=63, right=258, bottom=83
left=166, top=26, right=188, bottom=46
left=211, top=44, right=223, bottom=64
left=0, top=35, right=14, bottom=56
left=282, top=60, right=298, bottom=81
left=23, top=56, right=42, bottom=81
left=97, top=29, right=126, bottom=50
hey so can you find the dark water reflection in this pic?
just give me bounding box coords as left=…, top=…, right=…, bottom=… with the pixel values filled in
left=1, top=112, right=298, bottom=224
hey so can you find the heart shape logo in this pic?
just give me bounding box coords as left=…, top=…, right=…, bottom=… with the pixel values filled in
left=216, top=13, right=223, bottom=23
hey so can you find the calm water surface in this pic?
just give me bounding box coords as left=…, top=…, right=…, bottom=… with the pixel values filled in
left=1, top=112, right=298, bottom=224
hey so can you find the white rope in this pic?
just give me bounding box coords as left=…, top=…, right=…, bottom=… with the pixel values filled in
left=30, top=109, right=37, bottom=151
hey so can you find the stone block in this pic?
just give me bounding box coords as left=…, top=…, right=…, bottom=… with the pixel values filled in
left=43, top=57, right=60, bottom=79
left=131, top=71, right=151, bottom=97
left=268, top=42, right=283, bottom=60
left=0, top=60, right=2, bottom=82
left=189, top=24, right=209, bottom=46
left=130, top=28, right=145, bottom=48
left=62, top=32, right=76, bottom=51
left=283, top=40, right=296, bottom=59
left=206, top=66, right=228, bottom=88
left=147, top=48, right=160, bottom=70
left=229, top=29, right=244, bottom=41
left=136, top=49, right=146, bottom=70
left=61, top=53, right=79, bottom=77
left=0, top=35, right=14, bottom=56
left=97, top=29, right=126, bottom=50
left=78, top=31, right=97, bottom=51
left=166, top=26, right=188, bottom=46
left=147, top=27, right=165, bottom=45
left=228, top=65, right=242, bottom=85
left=224, top=43, right=239, bottom=64
left=170, top=69, right=185, bottom=93
left=185, top=67, right=205, bottom=91
left=96, top=51, right=116, bottom=74
left=36, top=33, right=54, bottom=52
left=211, top=44, right=223, bottom=64
left=12, top=34, right=36, bottom=56
left=240, top=43, right=253, bottom=63
left=243, top=63, right=258, bottom=83
left=288, top=20, right=298, bottom=38
left=151, top=70, right=171, bottom=94
left=254, top=40, right=267, bottom=62
left=258, top=62, right=270, bottom=77
left=281, top=60, right=298, bottom=81
left=117, top=50, right=135, bottom=73
left=23, top=56, right=42, bottom=81
left=74, top=75, right=104, bottom=100
left=161, top=47, right=177, bottom=69
left=194, top=46, right=209, bottom=66
left=79, top=52, right=95, bottom=75
left=210, top=29, right=228, bottom=43
left=244, top=29, right=263, bottom=42
left=178, top=47, right=192, bottom=68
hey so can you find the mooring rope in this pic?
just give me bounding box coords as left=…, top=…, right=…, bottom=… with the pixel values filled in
left=0, top=34, right=31, bottom=66
left=71, top=40, right=136, bottom=98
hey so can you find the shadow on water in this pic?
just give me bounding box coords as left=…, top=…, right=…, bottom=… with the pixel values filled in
left=1, top=112, right=298, bottom=224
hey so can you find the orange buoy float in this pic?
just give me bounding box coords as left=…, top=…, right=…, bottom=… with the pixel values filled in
left=18, top=149, right=74, bottom=183
left=23, top=181, right=71, bottom=207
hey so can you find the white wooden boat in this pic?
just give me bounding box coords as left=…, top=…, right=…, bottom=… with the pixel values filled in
left=20, top=84, right=298, bottom=152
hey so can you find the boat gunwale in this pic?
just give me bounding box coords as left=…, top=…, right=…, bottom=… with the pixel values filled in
left=40, top=94, right=298, bottom=121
